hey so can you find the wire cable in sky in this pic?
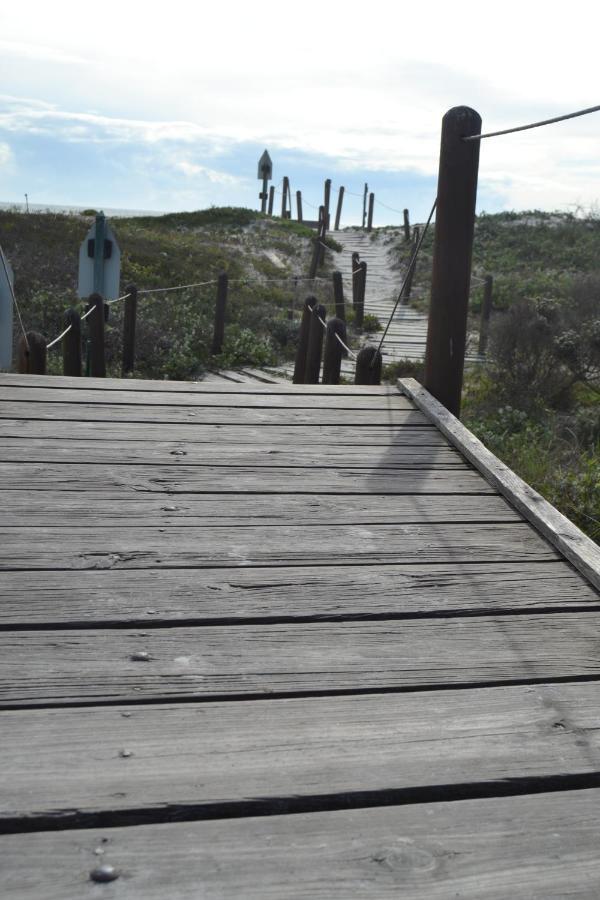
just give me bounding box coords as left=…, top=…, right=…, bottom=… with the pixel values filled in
left=463, top=103, right=600, bottom=141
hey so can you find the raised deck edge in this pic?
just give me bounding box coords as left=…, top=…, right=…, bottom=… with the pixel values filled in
left=399, top=377, right=600, bottom=594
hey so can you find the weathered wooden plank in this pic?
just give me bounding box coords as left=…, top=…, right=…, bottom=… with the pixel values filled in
left=0, top=522, right=555, bottom=570
left=0, top=386, right=414, bottom=410
left=1, top=683, right=599, bottom=819
left=400, top=378, right=600, bottom=592
left=0, top=438, right=466, bottom=468
left=0, top=420, right=443, bottom=446
left=0, top=462, right=495, bottom=494
left=4, top=790, right=600, bottom=898
left=0, top=614, right=598, bottom=705
left=0, top=402, right=427, bottom=427
left=0, top=492, right=519, bottom=528
left=0, top=561, right=594, bottom=627
left=0, top=372, right=397, bottom=394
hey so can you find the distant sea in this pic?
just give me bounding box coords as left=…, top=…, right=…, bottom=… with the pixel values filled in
left=0, top=201, right=163, bottom=218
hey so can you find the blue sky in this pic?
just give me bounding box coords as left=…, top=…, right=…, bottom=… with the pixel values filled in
left=1, top=1, right=599, bottom=223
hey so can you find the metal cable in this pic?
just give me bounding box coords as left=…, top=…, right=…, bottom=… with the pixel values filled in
left=463, top=103, right=600, bottom=141
left=0, top=246, right=29, bottom=348
left=374, top=197, right=437, bottom=359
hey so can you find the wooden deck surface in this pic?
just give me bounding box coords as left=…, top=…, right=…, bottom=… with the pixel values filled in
left=1, top=372, right=600, bottom=898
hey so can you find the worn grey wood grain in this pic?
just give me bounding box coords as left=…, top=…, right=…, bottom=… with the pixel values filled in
left=1, top=683, right=599, bottom=819
left=0, top=562, right=594, bottom=627
left=0, top=385, right=415, bottom=410
left=0, top=491, right=517, bottom=528
left=0, top=461, right=495, bottom=494
left=400, top=378, right=600, bottom=592
left=0, top=401, right=427, bottom=427
left=0, top=438, right=467, bottom=468
left=4, top=791, right=600, bottom=898
left=1, top=613, right=598, bottom=705
left=0, top=522, right=556, bottom=570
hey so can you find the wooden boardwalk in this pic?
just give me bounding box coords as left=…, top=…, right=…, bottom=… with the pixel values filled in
left=2, top=372, right=600, bottom=898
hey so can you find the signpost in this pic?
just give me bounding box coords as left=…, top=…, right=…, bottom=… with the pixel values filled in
left=0, top=247, right=14, bottom=370
left=257, top=150, right=273, bottom=213
left=78, top=212, right=121, bottom=301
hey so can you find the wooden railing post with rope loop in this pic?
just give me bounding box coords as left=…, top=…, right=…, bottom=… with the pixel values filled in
left=355, top=261, right=367, bottom=328
left=403, top=209, right=410, bottom=242
left=367, top=192, right=374, bottom=231
left=424, top=106, right=481, bottom=417
left=18, top=332, right=46, bottom=374
left=334, top=186, right=344, bottom=230
left=322, top=317, right=347, bottom=385
left=332, top=271, right=345, bottom=321
left=305, top=302, right=326, bottom=383
left=355, top=345, right=382, bottom=385
left=293, top=296, right=315, bottom=384
left=296, top=191, right=303, bottom=222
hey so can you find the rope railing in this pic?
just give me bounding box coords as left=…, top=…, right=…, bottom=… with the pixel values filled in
left=307, top=301, right=357, bottom=360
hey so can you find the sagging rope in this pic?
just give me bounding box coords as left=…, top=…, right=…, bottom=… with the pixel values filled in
left=463, top=102, right=600, bottom=142
left=307, top=302, right=357, bottom=361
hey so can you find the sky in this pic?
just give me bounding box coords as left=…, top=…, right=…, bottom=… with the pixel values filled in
left=0, top=0, right=599, bottom=224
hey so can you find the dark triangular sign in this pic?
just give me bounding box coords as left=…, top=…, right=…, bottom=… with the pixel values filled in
left=257, top=150, right=273, bottom=180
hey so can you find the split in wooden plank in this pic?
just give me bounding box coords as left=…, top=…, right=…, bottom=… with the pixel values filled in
left=400, top=377, right=600, bottom=593
left=1, top=683, right=600, bottom=821
left=1, top=613, right=599, bottom=705
left=0, top=561, right=595, bottom=628
left=0, top=462, right=496, bottom=495
left=0, top=522, right=556, bottom=571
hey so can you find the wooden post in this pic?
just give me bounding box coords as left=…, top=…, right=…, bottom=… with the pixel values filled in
left=403, top=228, right=419, bottom=302
left=334, top=187, right=344, bottom=230
left=355, top=261, right=367, bottom=328
left=323, top=179, right=331, bottom=230
left=211, top=273, right=228, bottom=355
left=424, top=106, right=481, bottom=417
left=332, top=271, right=345, bottom=321
left=362, top=183, right=368, bottom=229
left=17, top=332, right=46, bottom=374
left=318, top=205, right=327, bottom=265
left=367, top=193, right=374, bottom=231
left=309, top=236, right=320, bottom=279
left=478, top=275, right=493, bottom=354
left=293, top=296, right=314, bottom=383
left=322, top=317, right=347, bottom=384
left=296, top=191, right=303, bottom=222
left=403, top=209, right=410, bottom=242
left=355, top=345, right=382, bottom=384
left=63, top=308, right=82, bottom=377
left=122, top=283, right=138, bottom=376
left=268, top=186, right=275, bottom=215
left=281, top=177, right=290, bottom=219
left=351, top=252, right=360, bottom=309
left=305, top=302, right=326, bottom=383
left=87, top=292, right=106, bottom=377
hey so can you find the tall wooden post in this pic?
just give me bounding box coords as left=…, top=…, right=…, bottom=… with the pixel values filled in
left=424, top=106, right=481, bottom=417
left=18, top=332, right=46, bottom=374
left=88, top=292, right=106, bottom=377
left=351, top=252, right=360, bottom=309
left=318, top=205, right=327, bottom=265
left=478, top=275, right=493, bottom=354
left=268, top=186, right=275, bottom=215
left=323, top=179, right=332, bottom=230
left=293, top=297, right=314, bottom=383
left=322, top=317, right=347, bottom=384
left=355, top=261, right=367, bottom=328
left=296, top=191, right=303, bottom=222
left=122, top=283, right=138, bottom=375
left=403, top=228, right=419, bottom=302
left=211, top=273, right=228, bottom=355
left=334, top=187, right=344, bottom=230
left=355, top=345, right=382, bottom=384
left=332, top=271, right=345, bottom=321
left=367, top=193, right=374, bottom=231
left=63, top=309, right=82, bottom=376
left=305, top=303, right=326, bottom=383
left=362, top=183, right=368, bottom=229
left=281, top=177, right=290, bottom=219
left=403, top=209, right=410, bottom=242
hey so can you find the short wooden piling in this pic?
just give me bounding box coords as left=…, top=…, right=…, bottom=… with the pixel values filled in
left=268, top=186, right=275, bottom=215
left=62, top=309, right=82, bottom=377
left=355, top=345, right=382, bottom=384
left=355, top=261, right=367, bottom=328
left=305, top=303, right=326, bottom=383
left=293, top=296, right=315, bottom=383
left=332, top=271, right=345, bottom=321
left=318, top=205, right=327, bottom=266
left=322, top=317, right=347, bottom=384
left=324, top=179, right=332, bottom=230
left=281, top=177, right=290, bottom=219
left=478, top=274, right=493, bottom=354
left=296, top=191, right=303, bottom=222
left=334, top=186, right=344, bottom=230
left=424, top=105, right=481, bottom=417
left=403, top=209, right=410, bottom=241
left=403, top=229, right=419, bottom=302
left=362, top=183, right=368, bottom=229
left=367, top=193, right=374, bottom=231
left=122, top=283, right=138, bottom=376
left=211, top=273, right=228, bottom=355
left=18, top=332, right=46, bottom=374
left=87, top=292, right=106, bottom=377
